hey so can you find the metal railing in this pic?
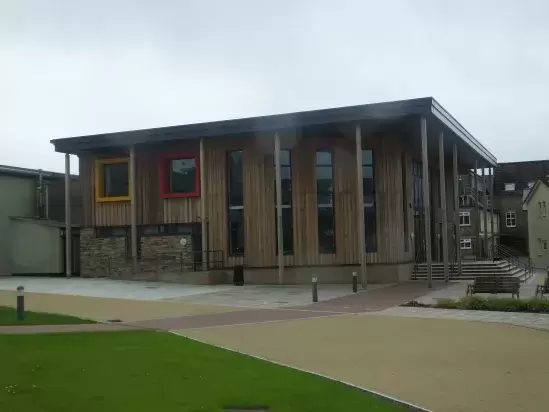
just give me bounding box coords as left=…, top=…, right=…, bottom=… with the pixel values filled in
left=489, top=244, right=534, bottom=281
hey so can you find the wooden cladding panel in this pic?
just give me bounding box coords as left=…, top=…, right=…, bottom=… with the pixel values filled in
left=95, top=202, right=131, bottom=226
left=137, top=149, right=161, bottom=225
left=78, top=154, right=94, bottom=227
left=163, top=198, right=201, bottom=223
left=84, top=133, right=411, bottom=266
left=372, top=136, right=406, bottom=263
left=243, top=140, right=276, bottom=267
left=291, top=139, right=318, bottom=266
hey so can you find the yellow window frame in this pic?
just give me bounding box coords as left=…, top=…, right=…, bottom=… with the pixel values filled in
left=94, top=158, right=131, bottom=202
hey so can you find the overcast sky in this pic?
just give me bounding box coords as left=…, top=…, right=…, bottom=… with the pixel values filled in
left=1, top=0, right=548, bottom=172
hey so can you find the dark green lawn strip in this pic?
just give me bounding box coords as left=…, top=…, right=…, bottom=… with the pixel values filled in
left=0, top=306, right=96, bottom=326
left=0, top=331, right=405, bottom=412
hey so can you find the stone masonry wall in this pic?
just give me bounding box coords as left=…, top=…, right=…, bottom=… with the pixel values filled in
left=140, top=235, right=193, bottom=273
left=80, top=228, right=131, bottom=277
left=80, top=230, right=193, bottom=278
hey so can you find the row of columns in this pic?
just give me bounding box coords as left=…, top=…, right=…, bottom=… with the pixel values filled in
left=420, top=118, right=500, bottom=286
left=63, top=119, right=494, bottom=288
left=472, top=165, right=496, bottom=258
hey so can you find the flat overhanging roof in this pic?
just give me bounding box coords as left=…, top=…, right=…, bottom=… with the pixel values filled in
left=51, top=97, right=497, bottom=166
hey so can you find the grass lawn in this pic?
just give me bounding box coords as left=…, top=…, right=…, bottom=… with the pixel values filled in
left=0, top=306, right=96, bottom=326
left=0, top=331, right=405, bottom=412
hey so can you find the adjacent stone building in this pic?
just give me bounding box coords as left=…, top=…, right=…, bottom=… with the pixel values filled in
left=523, top=179, right=549, bottom=269
left=458, top=171, right=499, bottom=258
left=495, top=160, right=549, bottom=254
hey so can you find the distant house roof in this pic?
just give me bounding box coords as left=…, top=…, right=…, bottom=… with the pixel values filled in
left=50, top=97, right=497, bottom=166
left=495, top=160, right=549, bottom=195
left=523, top=178, right=549, bottom=206
left=0, top=164, right=77, bottom=180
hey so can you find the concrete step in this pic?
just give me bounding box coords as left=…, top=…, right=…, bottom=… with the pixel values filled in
left=416, top=262, right=511, bottom=268
left=412, top=271, right=528, bottom=282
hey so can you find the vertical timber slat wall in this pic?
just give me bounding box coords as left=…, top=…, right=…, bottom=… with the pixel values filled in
left=78, top=154, right=94, bottom=227
left=83, top=133, right=412, bottom=268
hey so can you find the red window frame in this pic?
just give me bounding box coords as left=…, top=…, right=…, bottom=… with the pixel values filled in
left=160, top=152, right=200, bottom=198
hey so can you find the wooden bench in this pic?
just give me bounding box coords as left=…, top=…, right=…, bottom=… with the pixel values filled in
left=535, top=275, right=549, bottom=299
left=466, top=276, right=520, bottom=298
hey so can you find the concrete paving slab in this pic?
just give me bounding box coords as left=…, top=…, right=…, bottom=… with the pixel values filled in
left=179, top=314, right=549, bottom=412
left=173, top=284, right=369, bottom=308
left=415, top=271, right=546, bottom=305
left=0, top=277, right=233, bottom=300
left=373, top=307, right=549, bottom=331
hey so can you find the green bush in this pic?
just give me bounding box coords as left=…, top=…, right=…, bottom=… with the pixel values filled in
left=432, top=297, right=549, bottom=313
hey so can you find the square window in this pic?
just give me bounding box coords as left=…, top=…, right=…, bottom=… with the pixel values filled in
left=160, top=153, right=200, bottom=198
left=104, top=163, right=129, bottom=198
left=504, top=183, right=515, bottom=191
left=459, top=211, right=471, bottom=226
left=95, top=158, right=131, bottom=202
left=460, top=238, right=472, bottom=249
left=506, top=210, right=517, bottom=227
left=170, top=158, right=196, bottom=193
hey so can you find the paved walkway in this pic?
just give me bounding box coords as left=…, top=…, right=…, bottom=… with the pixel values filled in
left=173, top=283, right=383, bottom=308
left=180, top=313, right=549, bottom=412
left=0, top=290, right=240, bottom=322
left=0, top=277, right=232, bottom=300
left=0, top=281, right=437, bottom=333
left=374, top=306, right=549, bottom=331
left=296, top=281, right=449, bottom=312
left=416, top=270, right=546, bottom=305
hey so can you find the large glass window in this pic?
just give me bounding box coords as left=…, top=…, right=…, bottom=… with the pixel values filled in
left=316, top=150, right=335, bottom=253
left=363, top=150, right=376, bottom=252
left=275, top=150, right=293, bottom=254
left=228, top=151, right=244, bottom=256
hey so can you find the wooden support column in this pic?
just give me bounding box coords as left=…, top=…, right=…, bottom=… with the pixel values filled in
left=64, top=153, right=72, bottom=278
left=473, top=160, right=480, bottom=258
left=490, top=167, right=495, bottom=254
left=130, top=146, right=138, bottom=274
left=200, top=138, right=207, bottom=271
left=439, top=133, right=449, bottom=282
left=274, top=132, right=284, bottom=285
left=482, top=166, right=488, bottom=258
left=355, top=123, right=367, bottom=288
left=453, top=144, right=461, bottom=275
left=421, top=117, right=433, bottom=288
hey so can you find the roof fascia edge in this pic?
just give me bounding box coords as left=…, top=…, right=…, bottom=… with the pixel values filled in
left=430, top=99, right=497, bottom=166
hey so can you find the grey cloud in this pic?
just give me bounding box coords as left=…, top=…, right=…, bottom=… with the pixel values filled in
left=1, top=0, right=548, bottom=172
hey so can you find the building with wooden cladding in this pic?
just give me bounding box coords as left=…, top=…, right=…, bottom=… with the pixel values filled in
left=51, top=97, right=497, bottom=285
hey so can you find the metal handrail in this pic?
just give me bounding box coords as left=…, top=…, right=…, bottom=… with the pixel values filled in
left=489, top=244, right=533, bottom=281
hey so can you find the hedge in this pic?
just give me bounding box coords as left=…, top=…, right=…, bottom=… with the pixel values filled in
left=434, top=297, right=549, bottom=313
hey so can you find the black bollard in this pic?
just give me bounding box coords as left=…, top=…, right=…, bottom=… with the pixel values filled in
left=312, top=276, right=318, bottom=302
left=16, top=285, right=25, bottom=321
left=352, top=272, right=358, bottom=293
